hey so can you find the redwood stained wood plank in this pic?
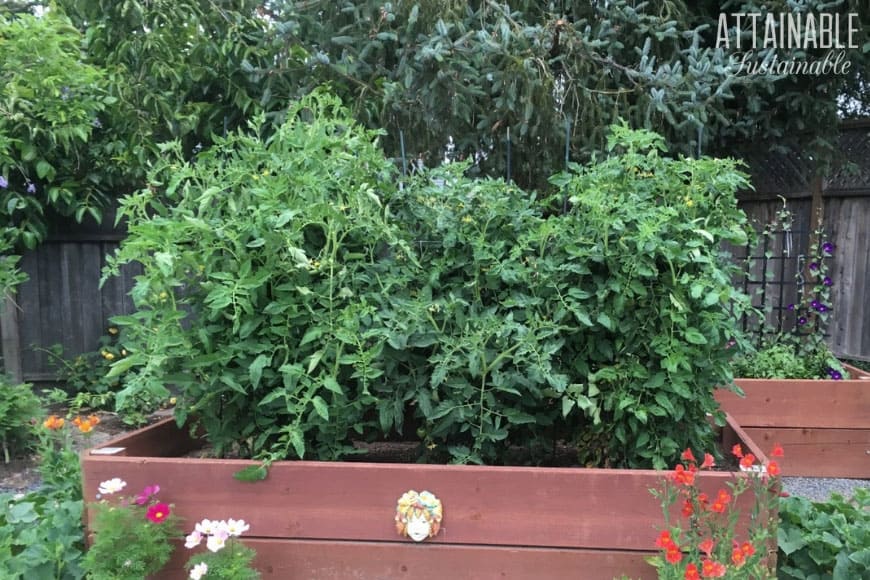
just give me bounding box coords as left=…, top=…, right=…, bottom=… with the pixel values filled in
left=82, top=417, right=767, bottom=553
left=157, top=539, right=656, bottom=580
left=717, top=379, right=870, bottom=429
left=745, top=427, right=870, bottom=479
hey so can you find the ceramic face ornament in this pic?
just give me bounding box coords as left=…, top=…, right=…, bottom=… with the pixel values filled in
left=395, top=490, right=442, bottom=542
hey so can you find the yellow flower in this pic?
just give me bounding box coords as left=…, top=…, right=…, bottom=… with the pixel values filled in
left=120, top=349, right=127, bottom=356
left=169, top=397, right=177, bottom=405
left=108, top=327, right=119, bottom=335
left=159, top=291, right=168, bottom=300
left=104, top=353, right=115, bottom=361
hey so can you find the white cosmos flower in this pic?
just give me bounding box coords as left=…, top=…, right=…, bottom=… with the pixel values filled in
left=184, top=530, right=203, bottom=549
left=189, top=562, right=208, bottom=579
left=206, top=530, right=228, bottom=553
left=97, top=478, right=127, bottom=495
left=195, top=518, right=216, bottom=535
left=224, top=518, right=250, bottom=537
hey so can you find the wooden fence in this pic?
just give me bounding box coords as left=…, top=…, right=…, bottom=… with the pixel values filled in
left=736, top=119, right=870, bottom=362
left=2, top=123, right=869, bottom=383
left=1, top=211, right=141, bottom=383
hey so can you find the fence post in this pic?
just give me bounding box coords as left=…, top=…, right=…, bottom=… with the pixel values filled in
left=1, top=292, right=23, bottom=382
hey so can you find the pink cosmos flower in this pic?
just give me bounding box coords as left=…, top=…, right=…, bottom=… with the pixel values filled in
left=146, top=502, right=171, bottom=524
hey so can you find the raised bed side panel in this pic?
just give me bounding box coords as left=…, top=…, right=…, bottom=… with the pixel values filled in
left=745, top=427, right=870, bottom=478
left=81, top=416, right=769, bottom=554
left=717, top=378, right=870, bottom=429
left=162, top=539, right=656, bottom=580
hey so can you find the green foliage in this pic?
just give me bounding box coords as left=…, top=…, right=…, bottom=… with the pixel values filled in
left=0, top=491, right=85, bottom=579
left=731, top=339, right=847, bottom=380
left=187, top=536, right=260, bottom=580
left=108, top=94, right=753, bottom=469
left=83, top=485, right=181, bottom=579
left=0, top=237, right=26, bottom=296
left=106, top=90, right=408, bottom=461
left=777, top=489, right=870, bottom=579
left=273, top=0, right=869, bottom=189
left=43, top=330, right=160, bottom=425
left=541, top=123, right=754, bottom=467
left=0, top=377, right=41, bottom=463
left=0, top=418, right=86, bottom=580
left=58, top=0, right=306, bottom=194
left=0, top=10, right=109, bottom=249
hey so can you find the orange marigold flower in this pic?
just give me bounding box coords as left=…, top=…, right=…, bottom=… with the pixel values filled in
left=700, top=453, right=715, bottom=469
left=77, top=420, right=95, bottom=434
left=771, top=443, right=784, bottom=458
left=43, top=415, right=65, bottom=430
left=681, top=448, right=697, bottom=463
left=739, top=453, right=756, bottom=469
left=731, top=547, right=746, bottom=567
left=731, top=443, right=743, bottom=459
left=685, top=563, right=700, bottom=580
left=699, top=538, right=715, bottom=556
left=666, top=546, right=682, bottom=564
left=701, top=558, right=727, bottom=578
left=87, top=414, right=100, bottom=426
left=740, top=541, right=755, bottom=557
left=767, top=461, right=781, bottom=477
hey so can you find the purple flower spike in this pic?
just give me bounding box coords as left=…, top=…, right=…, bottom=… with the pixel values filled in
left=822, top=242, right=835, bottom=254
left=787, top=303, right=795, bottom=311
left=831, top=370, right=842, bottom=380
left=809, top=262, right=819, bottom=271
left=816, top=304, right=828, bottom=313
left=811, top=300, right=820, bottom=309
left=0, top=176, right=7, bottom=189
left=798, top=316, right=808, bottom=325
left=823, top=276, right=833, bottom=286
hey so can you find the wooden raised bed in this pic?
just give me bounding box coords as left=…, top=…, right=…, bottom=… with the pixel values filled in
left=716, top=364, right=870, bottom=478
left=81, top=415, right=770, bottom=580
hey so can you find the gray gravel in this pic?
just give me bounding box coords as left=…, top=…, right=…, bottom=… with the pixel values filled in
left=782, top=476, right=868, bottom=502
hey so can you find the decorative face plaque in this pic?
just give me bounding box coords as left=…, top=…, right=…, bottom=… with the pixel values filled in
left=395, top=490, right=443, bottom=542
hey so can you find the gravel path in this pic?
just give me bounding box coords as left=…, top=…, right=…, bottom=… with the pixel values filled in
left=782, top=476, right=868, bottom=501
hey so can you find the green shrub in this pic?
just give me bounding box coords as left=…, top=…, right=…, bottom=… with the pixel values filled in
left=0, top=377, right=41, bottom=463
left=777, top=489, right=870, bottom=579
left=107, top=94, right=753, bottom=469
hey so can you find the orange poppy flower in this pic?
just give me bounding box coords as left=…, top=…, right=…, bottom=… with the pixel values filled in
left=43, top=415, right=65, bottom=430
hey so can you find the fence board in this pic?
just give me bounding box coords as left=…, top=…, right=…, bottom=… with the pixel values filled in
left=826, top=197, right=870, bottom=360
left=12, top=236, right=139, bottom=382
